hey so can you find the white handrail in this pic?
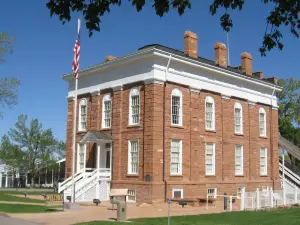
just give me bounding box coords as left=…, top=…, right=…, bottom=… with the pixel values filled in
left=279, top=164, right=300, bottom=185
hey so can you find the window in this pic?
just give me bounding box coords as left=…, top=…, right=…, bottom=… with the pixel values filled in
left=205, top=96, right=215, bottom=130
left=234, top=102, right=243, bottom=134
left=172, top=188, right=183, bottom=199
left=207, top=188, right=217, bottom=199
left=259, top=108, right=266, bottom=137
left=102, top=94, right=112, bottom=128
left=205, top=143, right=216, bottom=175
left=235, top=145, right=244, bottom=175
left=128, top=140, right=139, bottom=174
left=260, top=148, right=267, bottom=176
left=237, top=187, right=245, bottom=199
left=170, top=140, right=182, bottom=175
left=79, top=98, right=87, bottom=131
left=77, top=144, right=85, bottom=171
left=171, top=88, right=182, bottom=126
left=129, top=88, right=140, bottom=125
left=127, top=189, right=136, bottom=202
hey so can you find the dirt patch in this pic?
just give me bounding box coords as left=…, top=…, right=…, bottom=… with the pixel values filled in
left=0, top=211, right=9, bottom=217
left=9, top=194, right=45, bottom=201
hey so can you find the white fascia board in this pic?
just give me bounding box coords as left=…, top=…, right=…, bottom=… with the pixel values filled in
left=62, top=48, right=156, bottom=81
left=153, top=49, right=281, bottom=92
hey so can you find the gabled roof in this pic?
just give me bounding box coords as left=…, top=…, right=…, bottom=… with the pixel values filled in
left=279, top=134, right=300, bottom=160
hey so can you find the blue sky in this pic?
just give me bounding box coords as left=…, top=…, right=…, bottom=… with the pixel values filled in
left=0, top=1, right=299, bottom=141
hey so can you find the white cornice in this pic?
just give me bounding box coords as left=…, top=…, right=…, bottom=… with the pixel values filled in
left=221, top=94, right=231, bottom=100
left=90, top=90, right=100, bottom=96
left=189, top=87, right=200, bottom=93
left=66, top=96, right=75, bottom=102
left=112, top=85, right=123, bottom=92
left=62, top=48, right=155, bottom=81
left=248, top=100, right=256, bottom=105
left=144, top=77, right=165, bottom=85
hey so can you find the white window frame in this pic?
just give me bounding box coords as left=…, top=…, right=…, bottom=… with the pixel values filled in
left=205, top=142, right=216, bottom=176
left=172, top=188, right=183, bottom=199
left=207, top=188, right=217, bottom=199
left=126, top=189, right=136, bottom=202
left=260, top=147, right=268, bottom=176
left=171, top=88, right=183, bottom=126
left=102, top=94, right=112, bottom=129
left=234, top=102, right=243, bottom=134
left=205, top=96, right=215, bottom=130
left=128, top=140, right=139, bottom=175
left=259, top=107, right=267, bottom=137
left=78, top=98, right=87, bottom=131
left=237, top=187, right=245, bottom=199
left=170, top=139, right=182, bottom=175
left=129, top=87, right=140, bottom=125
left=77, top=144, right=86, bottom=172
left=235, top=145, right=244, bottom=176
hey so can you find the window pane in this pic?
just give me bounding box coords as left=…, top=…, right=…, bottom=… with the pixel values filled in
left=131, top=95, right=140, bottom=124
left=130, top=141, right=139, bottom=174
left=206, top=103, right=213, bottom=129
left=171, top=140, right=181, bottom=174
left=173, top=191, right=182, bottom=198
left=104, top=100, right=112, bottom=128
left=172, top=96, right=180, bottom=125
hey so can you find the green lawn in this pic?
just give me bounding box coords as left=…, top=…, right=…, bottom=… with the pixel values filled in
left=0, top=191, right=48, bottom=203
left=0, top=203, right=47, bottom=213
left=77, top=207, right=300, bottom=225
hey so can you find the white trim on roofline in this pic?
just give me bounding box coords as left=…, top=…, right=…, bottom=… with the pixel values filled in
left=63, top=46, right=281, bottom=92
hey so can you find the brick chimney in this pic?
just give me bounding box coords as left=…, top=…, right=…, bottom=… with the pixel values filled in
left=184, top=31, right=198, bottom=58
left=214, top=42, right=227, bottom=68
left=105, top=56, right=116, bottom=61
left=241, top=52, right=252, bottom=75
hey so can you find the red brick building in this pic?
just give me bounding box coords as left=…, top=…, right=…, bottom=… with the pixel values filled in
left=60, top=31, right=282, bottom=203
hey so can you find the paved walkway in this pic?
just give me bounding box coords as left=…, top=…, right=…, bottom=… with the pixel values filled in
left=0, top=215, right=40, bottom=225
left=10, top=202, right=223, bottom=225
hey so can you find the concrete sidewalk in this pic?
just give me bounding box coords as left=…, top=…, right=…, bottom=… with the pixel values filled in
left=0, top=215, right=40, bottom=225
left=10, top=202, right=223, bottom=225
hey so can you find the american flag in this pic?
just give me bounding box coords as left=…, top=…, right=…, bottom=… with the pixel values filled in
left=72, top=20, right=80, bottom=79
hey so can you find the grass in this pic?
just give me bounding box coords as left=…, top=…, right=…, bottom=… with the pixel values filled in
left=76, top=207, right=300, bottom=225
left=0, top=203, right=48, bottom=213
left=0, top=191, right=49, bottom=203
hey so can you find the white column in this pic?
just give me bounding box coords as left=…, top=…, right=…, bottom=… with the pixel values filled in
left=240, top=188, right=245, bottom=210
left=229, top=196, right=233, bottom=211
left=5, top=172, right=8, bottom=188
left=45, top=168, right=48, bottom=185
left=294, top=185, right=298, bottom=204
left=25, top=174, right=28, bottom=187
left=96, top=143, right=101, bottom=199
left=256, top=188, right=260, bottom=209
left=109, top=143, right=112, bottom=180
left=282, top=154, right=286, bottom=205
left=270, top=188, right=274, bottom=208
left=0, top=172, right=2, bottom=188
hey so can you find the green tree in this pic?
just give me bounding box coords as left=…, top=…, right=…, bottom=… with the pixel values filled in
left=0, top=32, right=20, bottom=118
left=278, top=78, right=300, bottom=170
left=0, top=115, right=63, bottom=186
left=46, top=0, right=300, bottom=56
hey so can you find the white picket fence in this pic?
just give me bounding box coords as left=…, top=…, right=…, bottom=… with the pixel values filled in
left=240, top=186, right=300, bottom=210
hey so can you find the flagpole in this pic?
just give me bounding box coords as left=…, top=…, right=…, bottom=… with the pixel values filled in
left=71, top=18, right=80, bottom=203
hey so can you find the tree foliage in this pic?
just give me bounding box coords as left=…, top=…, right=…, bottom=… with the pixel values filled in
left=46, top=0, right=300, bottom=56
left=0, top=115, right=65, bottom=186
left=278, top=78, right=300, bottom=170
left=0, top=32, right=20, bottom=118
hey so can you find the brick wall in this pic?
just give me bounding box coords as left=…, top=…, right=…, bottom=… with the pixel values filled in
left=65, top=81, right=280, bottom=203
